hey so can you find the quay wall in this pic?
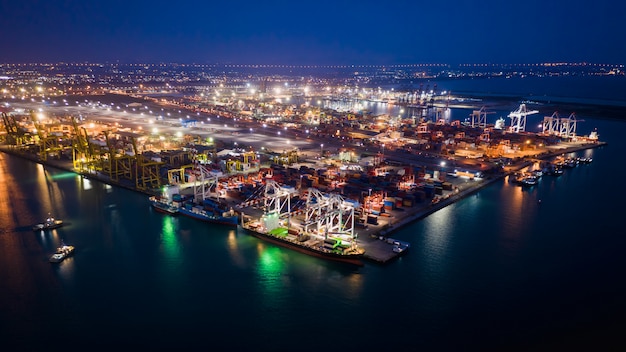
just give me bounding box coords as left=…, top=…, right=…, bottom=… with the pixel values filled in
left=370, top=141, right=607, bottom=246
left=1, top=141, right=607, bottom=265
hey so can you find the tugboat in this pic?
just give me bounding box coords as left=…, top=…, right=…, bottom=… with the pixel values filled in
left=49, top=242, right=75, bottom=263
left=32, top=214, right=64, bottom=231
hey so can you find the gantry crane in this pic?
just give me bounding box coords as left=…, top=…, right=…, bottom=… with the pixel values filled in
left=167, top=164, right=196, bottom=186
left=192, top=163, right=222, bottom=201
left=541, top=111, right=583, bottom=138
left=542, top=112, right=561, bottom=135
left=303, top=189, right=355, bottom=243
left=262, top=180, right=293, bottom=225
left=130, top=136, right=163, bottom=191
left=70, top=116, right=108, bottom=173
left=71, top=116, right=93, bottom=172
left=103, top=130, right=133, bottom=182
left=559, top=113, right=583, bottom=139
left=30, top=111, right=64, bottom=161
left=2, top=111, right=30, bottom=148
left=470, top=106, right=495, bottom=128
left=508, top=104, right=539, bottom=133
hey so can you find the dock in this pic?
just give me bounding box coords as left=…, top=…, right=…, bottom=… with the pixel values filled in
left=0, top=137, right=607, bottom=265
left=353, top=140, right=607, bottom=263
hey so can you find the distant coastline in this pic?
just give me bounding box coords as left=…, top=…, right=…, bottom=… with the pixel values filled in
left=453, top=93, right=626, bottom=121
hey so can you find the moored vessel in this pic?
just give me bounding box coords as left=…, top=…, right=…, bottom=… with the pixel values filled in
left=149, top=196, right=180, bottom=215
left=238, top=181, right=365, bottom=266
left=178, top=201, right=239, bottom=226
left=149, top=185, right=238, bottom=226
left=240, top=216, right=365, bottom=266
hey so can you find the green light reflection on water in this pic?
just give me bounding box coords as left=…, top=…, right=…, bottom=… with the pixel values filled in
left=160, top=216, right=181, bottom=261
left=256, top=246, right=286, bottom=304
left=51, top=171, right=80, bottom=180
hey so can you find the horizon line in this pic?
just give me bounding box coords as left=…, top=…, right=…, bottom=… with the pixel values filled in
left=1, top=62, right=624, bottom=68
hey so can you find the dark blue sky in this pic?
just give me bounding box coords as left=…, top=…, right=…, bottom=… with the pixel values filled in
left=1, top=0, right=623, bottom=64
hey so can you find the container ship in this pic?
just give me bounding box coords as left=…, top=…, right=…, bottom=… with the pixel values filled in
left=149, top=185, right=238, bottom=227
left=177, top=197, right=238, bottom=227
left=240, top=214, right=365, bottom=266
left=149, top=196, right=180, bottom=215
left=238, top=181, right=365, bottom=266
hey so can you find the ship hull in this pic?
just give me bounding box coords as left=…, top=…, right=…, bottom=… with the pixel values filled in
left=178, top=208, right=239, bottom=227
left=149, top=196, right=179, bottom=216
left=150, top=202, right=179, bottom=216
left=32, top=221, right=64, bottom=231
left=241, top=226, right=364, bottom=266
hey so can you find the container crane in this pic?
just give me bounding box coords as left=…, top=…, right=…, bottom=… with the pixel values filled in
left=470, top=106, right=495, bottom=128
left=1, top=111, right=30, bottom=148
left=508, top=104, right=539, bottom=133
left=130, top=136, right=163, bottom=191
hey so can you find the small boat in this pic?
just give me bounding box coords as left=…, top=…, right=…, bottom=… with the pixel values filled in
left=49, top=243, right=74, bottom=263
left=149, top=196, right=179, bottom=215
left=562, top=158, right=578, bottom=168
left=32, top=214, right=64, bottom=231
left=520, top=175, right=539, bottom=186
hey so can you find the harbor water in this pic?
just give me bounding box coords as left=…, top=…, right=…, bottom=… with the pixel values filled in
left=2, top=88, right=626, bottom=350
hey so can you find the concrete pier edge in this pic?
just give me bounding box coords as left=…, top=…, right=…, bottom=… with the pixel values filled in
left=1, top=141, right=607, bottom=264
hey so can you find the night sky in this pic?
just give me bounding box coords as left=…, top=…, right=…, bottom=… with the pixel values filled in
left=1, top=0, right=624, bottom=64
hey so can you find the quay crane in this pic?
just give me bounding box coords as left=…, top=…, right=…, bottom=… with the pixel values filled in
left=192, top=162, right=223, bottom=201
left=29, top=111, right=65, bottom=161
left=542, top=112, right=583, bottom=138
left=103, top=130, right=133, bottom=182
left=71, top=116, right=105, bottom=173
left=129, top=135, right=163, bottom=191
left=470, top=106, right=495, bottom=128
left=303, top=189, right=357, bottom=245
left=239, top=180, right=356, bottom=245
left=508, top=104, right=539, bottom=133
left=2, top=111, right=31, bottom=148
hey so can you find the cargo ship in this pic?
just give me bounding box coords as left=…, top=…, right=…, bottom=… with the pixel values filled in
left=149, top=196, right=180, bottom=215
left=238, top=182, right=365, bottom=266
left=178, top=198, right=239, bottom=227
left=149, top=186, right=238, bottom=227
left=240, top=213, right=365, bottom=266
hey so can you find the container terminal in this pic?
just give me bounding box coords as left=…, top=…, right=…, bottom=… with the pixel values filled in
left=0, top=90, right=606, bottom=264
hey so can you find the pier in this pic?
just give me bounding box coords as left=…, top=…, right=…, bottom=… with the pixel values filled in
left=0, top=138, right=605, bottom=264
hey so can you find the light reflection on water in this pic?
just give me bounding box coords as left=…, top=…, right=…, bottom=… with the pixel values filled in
left=0, top=116, right=624, bottom=350
left=159, top=215, right=181, bottom=262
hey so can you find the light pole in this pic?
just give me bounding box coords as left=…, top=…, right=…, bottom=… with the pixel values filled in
left=440, top=161, right=446, bottom=180
left=320, top=143, right=324, bottom=158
